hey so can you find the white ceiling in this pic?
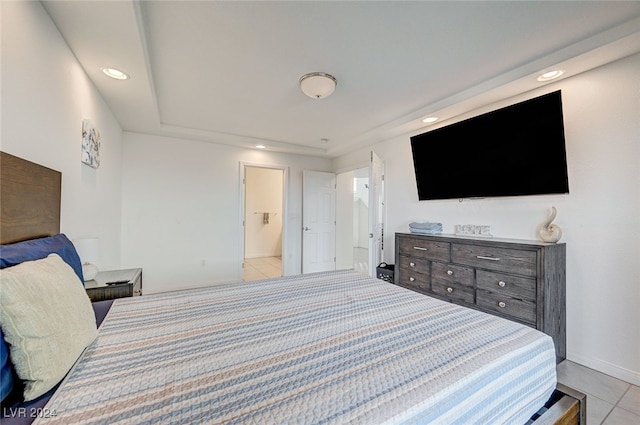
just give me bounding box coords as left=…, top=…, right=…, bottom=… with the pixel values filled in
left=42, top=1, right=640, bottom=158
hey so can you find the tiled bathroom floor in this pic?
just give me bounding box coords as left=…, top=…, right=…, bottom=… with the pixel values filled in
left=243, top=256, right=282, bottom=281
left=557, top=360, right=640, bottom=424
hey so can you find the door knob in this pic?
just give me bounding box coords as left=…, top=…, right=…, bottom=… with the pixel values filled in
left=304, top=227, right=311, bottom=231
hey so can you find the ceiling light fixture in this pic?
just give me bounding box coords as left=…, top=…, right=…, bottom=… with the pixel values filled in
left=422, top=117, right=438, bottom=124
left=102, top=67, right=129, bottom=80
left=537, top=70, right=564, bottom=82
left=255, top=144, right=266, bottom=149
left=299, top=72, right=337, bottom=99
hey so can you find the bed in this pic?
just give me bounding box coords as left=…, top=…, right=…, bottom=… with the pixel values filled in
left=0, top=151, right=585, bottom=424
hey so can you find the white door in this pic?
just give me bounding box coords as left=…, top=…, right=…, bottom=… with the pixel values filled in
left=368, top=151, right=384, bottom=277
left=302, top=170, right=336, bottom=273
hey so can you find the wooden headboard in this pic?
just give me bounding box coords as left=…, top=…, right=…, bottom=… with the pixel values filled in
left=0, top=151, right=62, bottom=244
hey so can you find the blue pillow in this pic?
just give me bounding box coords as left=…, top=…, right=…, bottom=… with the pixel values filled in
left=0, top=234, right=84, bottom=283
left=1, top=329, right=14, bottom=402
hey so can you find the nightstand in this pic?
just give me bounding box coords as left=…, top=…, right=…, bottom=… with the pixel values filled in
left=85, top=268, right=142, bottom=302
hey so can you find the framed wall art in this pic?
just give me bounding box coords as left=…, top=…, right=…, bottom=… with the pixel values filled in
left=81, top=118, right=101, bottom=168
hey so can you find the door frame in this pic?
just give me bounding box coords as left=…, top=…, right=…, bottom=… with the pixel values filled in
left=239, top=161, right=289, bottom=280
left=368, top=150, right=384, bottom=277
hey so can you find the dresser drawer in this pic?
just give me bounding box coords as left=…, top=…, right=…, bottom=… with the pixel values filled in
left=452, top=243, right=537, bottom=277
left=476, top=289, right=537, bottom=324
left=432, top=262, right=473, bottom=287
left=398, top=255, right=429, bottom=275
left=476, top=270, right=536, bottom=301
left=397, top=271, right=430, bottom=292
left=398, top=255, right=429, bottom=291
left=432, top=280, right=474, bottom=304
left=398, top=237, right=450, bottom=262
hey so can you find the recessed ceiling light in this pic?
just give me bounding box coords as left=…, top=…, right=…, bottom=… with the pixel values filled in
left=255, top=144, right=266, bottom=149
left=102, top=67, right=129, bottom=80
left=422, top=117, right=438, bottom=124
left=537, top=70, right=564, bottom=82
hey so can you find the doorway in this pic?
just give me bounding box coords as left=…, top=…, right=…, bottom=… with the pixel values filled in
left=333, top=151, right=383, bottom=277
left=242, top=165, right=285, bottom=281
left=336, top=167, right=369, bottom=274
left=300, top=152, right=383, bottom=276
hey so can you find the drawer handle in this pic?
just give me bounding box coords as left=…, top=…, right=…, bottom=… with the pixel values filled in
left=447, top=270, right=453, bottom=276
left=409, top=277, right=415, bottom=282
left=498, top=281, right=506, bottom=287
left=409, top=262, right=415, bottom=267
left=477, top=255, right=500, bottom=261
left=498, top=301, right=506, bottom=308
left=413, top=246, right=428, bottom=251
left=447, top=287, right=454, bottom=293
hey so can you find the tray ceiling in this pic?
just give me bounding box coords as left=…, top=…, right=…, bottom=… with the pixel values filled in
left=42, top=1, right=640, bottom=157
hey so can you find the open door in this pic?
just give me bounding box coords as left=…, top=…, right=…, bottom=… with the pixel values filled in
left=368, top=151, right=384, bottom=277
left=302, top=170, right=336, bottom=273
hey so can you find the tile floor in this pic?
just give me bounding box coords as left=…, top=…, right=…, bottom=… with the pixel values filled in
left=243, top=250, right=371, bottom=282
left=557, top=360, right=640, bottom=424
left=243, top=256, right=282, bottom=282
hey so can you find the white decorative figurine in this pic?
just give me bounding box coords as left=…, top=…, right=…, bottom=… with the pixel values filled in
left=538, top=206, right=563, bottom=243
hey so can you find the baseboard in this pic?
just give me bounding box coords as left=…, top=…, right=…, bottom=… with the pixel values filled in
left=568, top=352, right=640, bottom=386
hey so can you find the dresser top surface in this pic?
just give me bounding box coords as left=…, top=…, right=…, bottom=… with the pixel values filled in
left=396, top=232, right=565, bottom=248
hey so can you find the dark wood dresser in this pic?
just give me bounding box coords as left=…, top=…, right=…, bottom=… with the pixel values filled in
left=394, top=232, right=566, bottom=362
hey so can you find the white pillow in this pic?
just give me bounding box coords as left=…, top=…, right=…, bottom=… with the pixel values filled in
left=0, top=253, right=97, bottom=400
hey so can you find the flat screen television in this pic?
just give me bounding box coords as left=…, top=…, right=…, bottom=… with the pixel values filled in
left=410, top=90, right=569, bottom=201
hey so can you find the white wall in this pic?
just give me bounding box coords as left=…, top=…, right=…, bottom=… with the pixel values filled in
left=333, top=53, right=640, bottom=385
left=120, top=132, right=332, bottom=294
left=5, top=0, right=638, bottom=387
left=244, top=167, right=283, bottom=258
left=1, top=1, right=124, bottom=270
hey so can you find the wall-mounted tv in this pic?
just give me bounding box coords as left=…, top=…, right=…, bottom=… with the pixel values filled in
left=410, top=90, right=569, bottom=201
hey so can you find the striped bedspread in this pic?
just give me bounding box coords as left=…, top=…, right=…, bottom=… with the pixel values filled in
left=35, top=270, right=556, bottom=424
